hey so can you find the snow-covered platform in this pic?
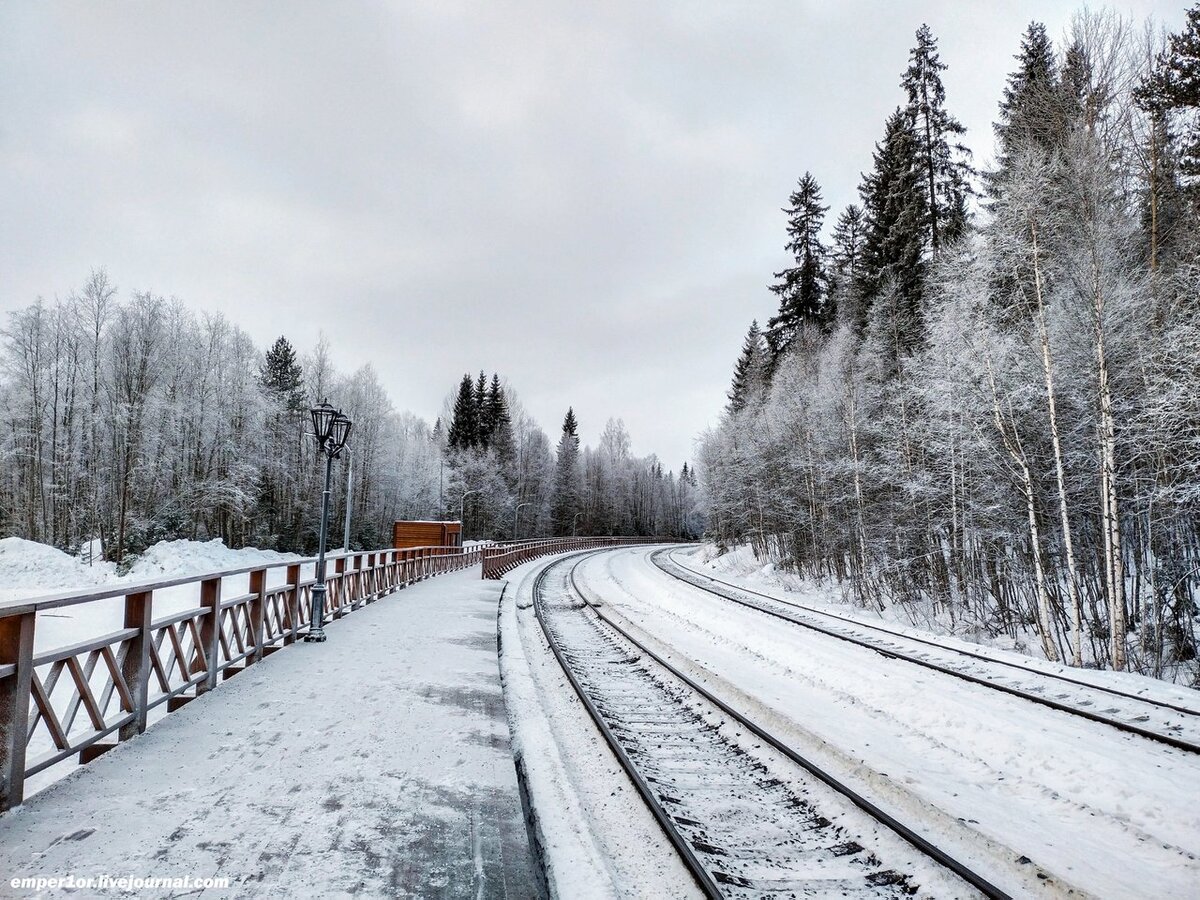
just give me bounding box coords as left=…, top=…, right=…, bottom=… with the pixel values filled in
left=0, top=569, right=540, bottom=898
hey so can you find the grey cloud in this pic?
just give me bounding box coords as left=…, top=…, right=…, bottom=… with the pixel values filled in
left=0, top=0, right=1184, bottom=466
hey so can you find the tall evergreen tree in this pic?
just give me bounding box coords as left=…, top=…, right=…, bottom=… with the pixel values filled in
left=447, top=374, right=478, bottom=450
left=473, top=371, right=488, bottom=448
left=551, top=408, right=582, bottom=535
left=485, top=373, right=516, bottom=468
left=727, top=320, right=768, bottom=414
left=858, top=109, right=929, bottom=347
left=1139, top=5, right=1200, bottom=186
left=902, top=24, right=973, bottom=250
left=993, top=22, right=1062, bottom=179
left=767, top=172, right=831, bottom=360
left=831, top=204, right=865, bottom=283
left=260, top=336, right=305, bottom=409
left=831, top=204, right=866, bottom=328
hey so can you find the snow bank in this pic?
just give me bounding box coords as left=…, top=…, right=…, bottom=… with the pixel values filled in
left=696, top=543, right=1040, bottom=656
left=125, top=538, right=300, bottom=580
left=0, top=537, right=119, bottom=602
left=0, top=537, right=303, bottom=605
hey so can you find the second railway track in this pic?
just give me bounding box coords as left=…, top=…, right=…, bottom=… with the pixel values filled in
left=532, top=550, right=1021, bottom=899
left=652, top=548, right=1200, bottom=755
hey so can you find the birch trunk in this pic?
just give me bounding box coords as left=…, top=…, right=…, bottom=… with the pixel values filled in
left=987, top=361, right=1061, bottom=662
left=1092, top=251, right=1127, bottom=671
left=1029, top=219, right=1085, bottom=666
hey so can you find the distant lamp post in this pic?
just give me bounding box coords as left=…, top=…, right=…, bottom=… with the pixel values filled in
left=460, top=489, right=480, bottom=539
left=305, top=401, right=352, bottom=643
left=514, top=501, right=532, bottom=539
left=572, top=511, right=583, bottom=536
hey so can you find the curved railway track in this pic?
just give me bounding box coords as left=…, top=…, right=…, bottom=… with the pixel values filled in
left=652, top=548, right=1200, bottom=755
left=532, top=551, right=1013, bottom=899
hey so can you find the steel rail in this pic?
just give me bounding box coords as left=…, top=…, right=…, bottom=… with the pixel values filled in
left=653, top=549, right=1200, bottom=755
left=531, top=553, right=724, bottom=899
left=540, top=554, right=1017, bottom=897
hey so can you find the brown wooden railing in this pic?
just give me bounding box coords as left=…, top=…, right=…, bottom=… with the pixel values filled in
left=481, top=536, right=672, bottom=579
left=0, top=544, right=481, bottom=811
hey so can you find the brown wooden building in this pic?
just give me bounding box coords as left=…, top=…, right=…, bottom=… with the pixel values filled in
left=392, top=520, right=463, bottom=549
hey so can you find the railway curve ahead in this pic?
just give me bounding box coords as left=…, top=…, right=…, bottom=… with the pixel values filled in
left=532, top=551, right=1016, bottom=899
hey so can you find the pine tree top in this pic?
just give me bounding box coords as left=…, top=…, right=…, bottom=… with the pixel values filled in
left=727, top=320, right=768, bottom=414
left=994, top=22, right=1058, bottom=152
left=260, top=335, right=304, bottom=408
left=767, top=172, right=832, bottom=356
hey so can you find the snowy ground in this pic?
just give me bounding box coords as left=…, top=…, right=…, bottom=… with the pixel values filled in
left=0, top=568, right=537, bottom=899
left=698, top=543, right=1056, bottom=660
left=550, top=546, right=1200, bottom=899
left=8, top=540, right=1197, bottom=897
left=682, top=545, right=1200, bottom=709
left=700, top=543, right=1199, bottom=687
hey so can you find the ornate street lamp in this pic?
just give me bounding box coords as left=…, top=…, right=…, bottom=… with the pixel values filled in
left=306, top=401, right=352, bottom=643
left=311, top=401, right=338, bottom=450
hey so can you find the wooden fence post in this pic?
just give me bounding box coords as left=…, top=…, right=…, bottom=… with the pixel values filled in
left=333, top=557, right=347, bottom=619
left=198, top=578, right=222, bottom=694
left=249, top=570, right=266, bottom=665
left=119, top=591, right=152, bottom=741
left=0, top=611, right=35, bottom=811
left=364, top=553, right=375, bottom=604
left=285, top=565, right=301, bottom=644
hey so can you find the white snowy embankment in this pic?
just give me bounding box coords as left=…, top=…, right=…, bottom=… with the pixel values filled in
left=699, top=542, right=1200, bottom=689
left=0, top=537, right=304, bottom=654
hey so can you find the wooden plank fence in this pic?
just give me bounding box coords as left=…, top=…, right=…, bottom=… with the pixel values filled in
left=0, top=544, right=481, bottom=811
left=0, top=537, right=678, bottom=812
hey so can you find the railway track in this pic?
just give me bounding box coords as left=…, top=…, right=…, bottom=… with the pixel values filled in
left=653, top=548, right=1200, bottom=755
left=533, top=551, right=1012, bottom=899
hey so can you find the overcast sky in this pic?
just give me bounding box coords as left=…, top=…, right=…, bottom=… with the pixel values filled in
left=0, top=1, right=1184, bottom=468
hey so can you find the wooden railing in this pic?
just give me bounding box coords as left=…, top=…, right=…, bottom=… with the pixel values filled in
left=481, top=536, right=671, bottom=579
left=0, top=544, right=480, bottom=811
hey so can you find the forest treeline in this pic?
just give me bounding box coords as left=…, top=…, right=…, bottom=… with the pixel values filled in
left=700, top=9, right=1200, bottom=680
left=440, top=372, right=701, bottom=540
left=0, top=275, right=700, bottom=565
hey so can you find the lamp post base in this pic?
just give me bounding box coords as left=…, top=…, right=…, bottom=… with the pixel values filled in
left=307, top=583, right=328, bottom=644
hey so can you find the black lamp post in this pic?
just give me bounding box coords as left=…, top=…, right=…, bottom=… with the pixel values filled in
left=306, top=400, right=352, bottom=643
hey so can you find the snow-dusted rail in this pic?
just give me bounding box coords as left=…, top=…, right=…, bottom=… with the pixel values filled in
left=534, top=552, right=1008, bottom=899
left=0, top=544, right=481, bottom=811
left=656, top=549, right=1200, bottom=754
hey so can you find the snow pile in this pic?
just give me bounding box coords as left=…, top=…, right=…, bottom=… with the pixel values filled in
left=0, top=537, right=303, bottom=605
left=126, top=539, right=300, bottom=580
left=700, top=544, right=814, bottom=595
left=0, top=537, right=119, bottom=602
